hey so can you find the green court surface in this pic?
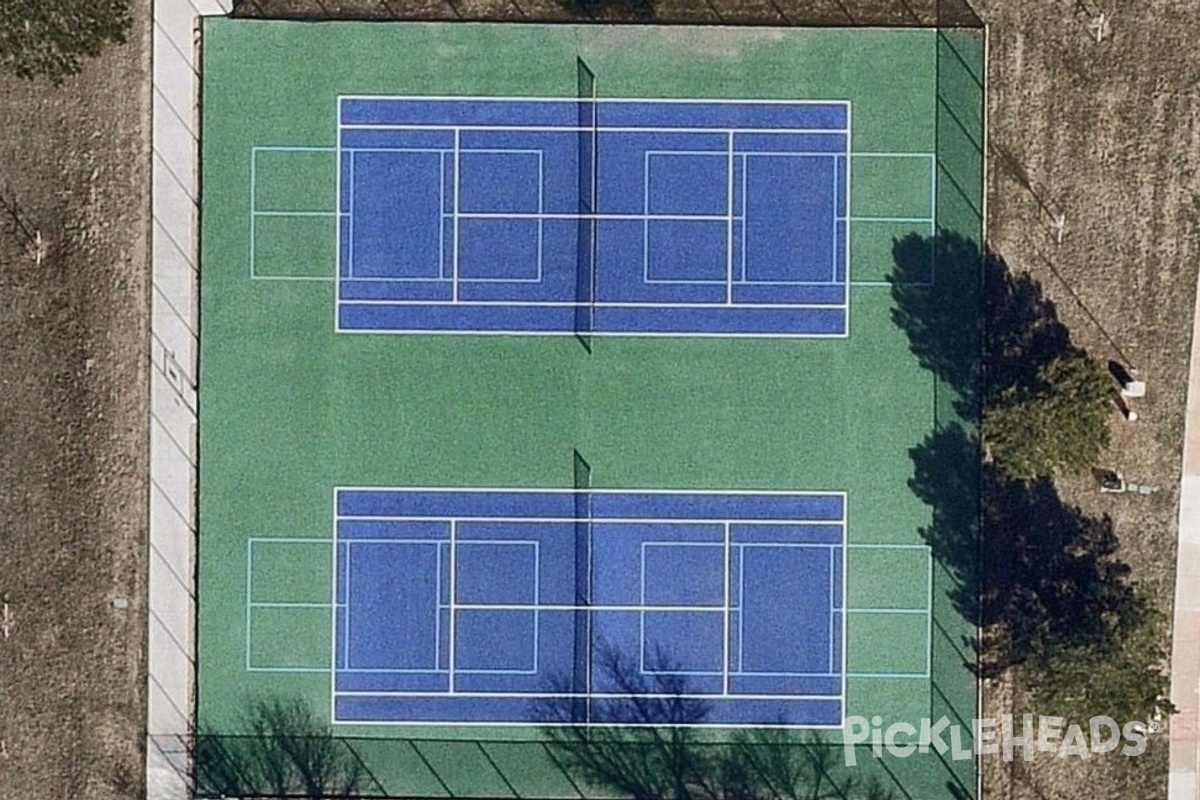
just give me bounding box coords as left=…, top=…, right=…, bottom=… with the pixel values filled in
left=199, top=19, right=983, bottom=799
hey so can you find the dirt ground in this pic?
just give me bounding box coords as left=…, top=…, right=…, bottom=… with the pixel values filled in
left=0, top=2, right=150, bottom=799
left=0, top=0, right=1194, bottom=798
left=978, top=0, right=1200, bottom=797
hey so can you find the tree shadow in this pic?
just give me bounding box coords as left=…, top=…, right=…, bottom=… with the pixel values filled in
left=890, top=232, right=1083, bottom=417
left=532, top=639, right=714, bottom=800
left=893, top=232, right=1139, bottom=678
left=534, top=640, right=898, bottom=800
left=194, top=695, right=372, bottom=799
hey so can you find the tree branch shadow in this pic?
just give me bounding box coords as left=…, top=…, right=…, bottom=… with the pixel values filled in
left=533, top=639, right=898, bottom=800
left=194, top=695, right=372, bottom=799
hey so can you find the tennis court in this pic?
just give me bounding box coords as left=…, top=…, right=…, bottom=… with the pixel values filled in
left=336, top=96, right=849, bottom=336
left=332, top=488, right=847, bottom=726
left=201, top=19, right=983, bottom=799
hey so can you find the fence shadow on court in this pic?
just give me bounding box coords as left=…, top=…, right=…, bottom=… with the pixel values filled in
left=229, top=0, right=984, bottom=27
left=556, top=0, right=656, bottom=20
left=534, top=640, right=899, bottom=800
left=889, top=232, right=1143, bottom=678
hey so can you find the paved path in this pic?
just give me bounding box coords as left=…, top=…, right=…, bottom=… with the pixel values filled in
left=1170, top=280, right=1200, bottom=800
left=147, top=2, right=229, bottom=798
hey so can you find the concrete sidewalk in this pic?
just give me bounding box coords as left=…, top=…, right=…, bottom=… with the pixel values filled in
left=147, top=0, right=230, bottom=797
left=1169, top=277, right=1200, bottom=800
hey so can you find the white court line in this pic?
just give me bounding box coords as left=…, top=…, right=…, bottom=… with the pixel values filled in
left=845, top=608, right=927, bottom=614
left=248, top=150, right=256, bottom=279
left=343, top=541, right=352, bottom=670
left=451, top=130, right=459, bottom=303
left=434, top=542, right=442, bottom=670
left=336, top=486, right=846, bottom=498
left=533, top=544, right=541, bottom=672
left=642, top=150, right=650, bottom=285
left=850, top=151, right=936, bottom=158
left=455, top=212, right=741, bottom=221
left=846, top=672, right=928, bottom=679
left=930, top=151, right=939, bottom=284
left=726, top=133, right=734, bottom=305
left=448, top=520, right=457, bottom=691
left=341, top=299, right=848, bottom=310
left=847, top=542, right=930, bottom=549
left=537, top=151, right=544, bottom=283
left=337, top=516, right=843, bottom=525
left=250, top=275, right=335, bottom=282
left=333, top=718, right=846, bottom=730
left=340, top=94, right=851, bottom=106
left=645, top=149, right=844, bottom=158
left=247, top=536, right=332, bottom=543
left=737, top=547, right=745, bottom=672
left=828, top=547, right=835, bottom=672
left=342, top=124, right=848, bottom=136
left=843, top=104, right=853, bottom=339
left=330, top=486, right=339, bottom=717
left=926, top=548, right=934, bottom=677
left=439, top=151, right=446, bottom=280
left=740, top=154, right=748, bottom=281
left=850, top=216, right=935, bottom=224
left=340, top=538, right=349, bottom=671
left=334, top=689, right=839, bottom=700
left=252, top=145, right=336, bottom=152
left=723, top=522, right=731, bottom=692
left=333, top=110, right=343, bottom=335
left=347, top=152, right=355, bottom=279
left=638, top=542, right=646, bottom=673
left=252, top=210, right=342, bottom=217
left=245, top=538, right=254, bottom=671
left=830, top=157, right=840, bottom=285
left=336, top=329, right=851, bottom=339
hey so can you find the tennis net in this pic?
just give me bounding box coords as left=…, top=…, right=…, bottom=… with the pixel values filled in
left=574, top=58, right=598, bottom=352
left=572, top=449, right=592, bottom=717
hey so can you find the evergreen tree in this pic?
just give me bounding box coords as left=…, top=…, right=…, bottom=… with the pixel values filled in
left=0, top=0, right=132, bottom=82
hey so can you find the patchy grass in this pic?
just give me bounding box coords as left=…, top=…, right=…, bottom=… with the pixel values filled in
left=0, top=4, right=149, bottom=799
left=979, top=0, right=1199, bottom=797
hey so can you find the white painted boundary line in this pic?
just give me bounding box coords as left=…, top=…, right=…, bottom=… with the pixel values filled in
left=327, top=488, right=853, bottom=725
left=340, top=94, right=852, bottom=105
left=249, top=146, right=934, bottom=296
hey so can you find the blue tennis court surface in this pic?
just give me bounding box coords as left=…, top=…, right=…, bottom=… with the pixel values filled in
left=332, top=488, right=847, bottom=726
left=336, top=97, right=850, bottom=337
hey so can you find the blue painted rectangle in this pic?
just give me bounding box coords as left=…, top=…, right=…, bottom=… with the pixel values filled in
left=743, top=155, right=838, bottom=284
left=348, top=150, right=444, bottom=280
left=332, top=488, right=847, bottom=726
left=341, top=98, right=579, bottom=128
left=345, top=542, right=442, bottom=670
left=739, top=546, right=832, bottom=674
left=597, top=101, right=848, bottom=131
left=336, top=97, right=851, bottom=337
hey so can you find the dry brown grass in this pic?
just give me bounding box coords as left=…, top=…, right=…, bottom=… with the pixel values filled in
left=978, top=0, right=1200, bottom=798
left=0, top=3, right=150, bottom=799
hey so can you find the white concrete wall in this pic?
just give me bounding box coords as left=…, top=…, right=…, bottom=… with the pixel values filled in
left=1170, top=274, right=1200, bottom=800
left=148, top=1, right=231, bottom=797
